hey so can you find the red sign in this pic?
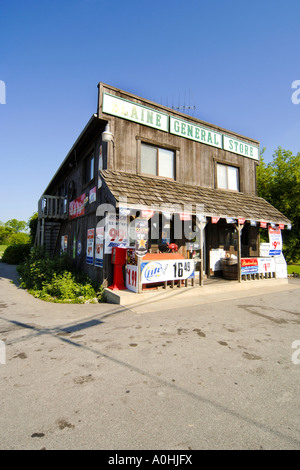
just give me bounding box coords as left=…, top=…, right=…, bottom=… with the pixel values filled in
left=241, top=258, right=258, bottom=268
left=211, top=217, right=220, bottom=224
left=141, top=209, right=154, bottom=219
left=241, top=257, right=258, bottom=275
left=180, top=213, right=192, bottom=221
left=69, top=194, right=85, bottom=219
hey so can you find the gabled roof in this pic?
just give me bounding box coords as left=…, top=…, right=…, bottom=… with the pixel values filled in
left=100, top=170, right=291, bottom=225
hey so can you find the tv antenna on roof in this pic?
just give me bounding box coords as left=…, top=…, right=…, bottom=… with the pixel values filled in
left=170, top=89, right=196, bottom=116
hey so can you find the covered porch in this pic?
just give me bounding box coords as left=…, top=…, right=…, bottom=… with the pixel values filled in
left=99, top=170, right=291, bottom=290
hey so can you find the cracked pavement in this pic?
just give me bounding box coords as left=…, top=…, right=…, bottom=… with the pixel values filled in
left=0, top=263, right=300, bottom=450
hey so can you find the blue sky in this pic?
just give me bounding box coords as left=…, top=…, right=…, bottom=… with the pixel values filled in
left=0, top=0, right=300, bottom=223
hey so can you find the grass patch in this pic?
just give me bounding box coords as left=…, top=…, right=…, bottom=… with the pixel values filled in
left=287, top=264, right=300, bottom=275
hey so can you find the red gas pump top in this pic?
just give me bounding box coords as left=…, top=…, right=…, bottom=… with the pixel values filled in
left=111, top=247, right=127, bottom=265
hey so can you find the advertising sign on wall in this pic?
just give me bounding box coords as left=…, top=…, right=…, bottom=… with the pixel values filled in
left=95, top=227, right=104, bottom=268
left=104, top=214, right=129, bottom=254
left=69, top=194, right=85, bottom=219
left=126, top=265, right=138, bottom=292
left=73, top=234, right=76, bottom=259
left=268, top=227, right=282, bottom=256
left=86, top=229, right=95, bottom=265
left=61, top=235, right=68, bottom=254
left=241, top=258, right=276, bottom=275
left=89, top=187, right=96, bottom=204
left=241, top=258, right=258, bottom=275
left=258, top=258, right=276, bottom=273
left=135, top=219, right=148, bottom=257
left=141, top=259, right=195, bottom=284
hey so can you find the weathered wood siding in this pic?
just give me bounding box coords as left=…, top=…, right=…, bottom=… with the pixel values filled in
left=42, top=83, right=262, bottom=285
left=98, top=83, right=259, bottom=196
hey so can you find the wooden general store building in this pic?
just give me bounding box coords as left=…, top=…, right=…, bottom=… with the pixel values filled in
left=36, top=82, right=291, bottom=291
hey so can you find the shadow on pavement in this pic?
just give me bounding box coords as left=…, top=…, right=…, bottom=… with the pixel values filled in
left=0, top=263, right=21, bottom=287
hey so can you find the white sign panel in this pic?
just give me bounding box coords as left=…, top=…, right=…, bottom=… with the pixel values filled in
left=268, top=227, right=282, bottom=256
left=223, top=135, right=259, bottom=160
left=95, top=227, right=104, bottom=268
left=126, top=265, right=138, bottom=292
left=141, top=259, right=195, bottom=284
left=104, top=213, right=129, bottom=254
left=102, top=93, right=169, bottom=132
left=274, top=254, right=288, bottom=279
left=210, top=248, right=225, bottom=271
left=257, top=257, right=276, bottom=273
left=170, top=117, right=222, bottom=148
left=86, top=229, right=94, bottom=265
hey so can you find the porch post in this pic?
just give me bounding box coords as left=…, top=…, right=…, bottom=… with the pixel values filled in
left=137, top=255, right=142, bottom=293
left=41, top=218, right=45, bottom=247
left=197, top=219, right=207, bottom=287
left=235, top=223, right=242, bottom=283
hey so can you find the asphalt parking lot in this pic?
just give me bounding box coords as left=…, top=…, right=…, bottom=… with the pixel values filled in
left=0, top=262, right=299, bottom=450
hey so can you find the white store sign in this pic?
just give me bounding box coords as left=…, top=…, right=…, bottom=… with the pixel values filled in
left=102, top=93, right=169, bottom=132
left=223, top=135, right=259, bottom=161
left=102, top=92, right=260, bottom=160
left=170, top=116, right=222, bottom=148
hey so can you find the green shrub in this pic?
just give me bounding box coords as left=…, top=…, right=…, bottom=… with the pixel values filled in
left=17, top=247, right=103, bottom=303
left=0, top=245, right=7, bottom=258
left=1, top=243, right=31, bottom=264
left=34, top=271, right=97, bottom=303
left=9, top=232, right=30, bottom=245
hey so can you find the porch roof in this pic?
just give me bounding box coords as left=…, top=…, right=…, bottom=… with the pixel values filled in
left=100, top=170, right=291, bottom=226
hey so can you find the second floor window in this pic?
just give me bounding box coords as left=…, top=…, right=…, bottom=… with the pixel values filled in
left=217, top=163, right=239, bottom=191
left=141, top=143, right=175, bottom=179
left=84, top=153, right=94, bottom=185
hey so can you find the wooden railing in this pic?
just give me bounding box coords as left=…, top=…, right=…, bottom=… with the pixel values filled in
left=38, top=195, right=68, bottom=219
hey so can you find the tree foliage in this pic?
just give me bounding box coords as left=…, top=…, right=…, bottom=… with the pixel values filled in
left=257, top=147, right=300, bottom=262
left=5, top=219, right=27, bottom=233
left=0, top=215, right=37, bottom=247
left=28, top=212, right=38, bottom=245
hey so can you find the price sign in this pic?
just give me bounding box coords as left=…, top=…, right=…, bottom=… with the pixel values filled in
left=104, top=213, right=129, bottom=254
left=141, top=259, right=195, bottom=284
left=268, top=227, right=282, bottom=256
left=126, top=265, right=138, bottom=292
left=86, top=229, right=94, bottom=265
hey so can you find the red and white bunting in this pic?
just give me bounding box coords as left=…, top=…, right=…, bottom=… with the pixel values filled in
left=141, top=209, right=154, bottom=219
left=180, top=213, right=192, bottom=221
